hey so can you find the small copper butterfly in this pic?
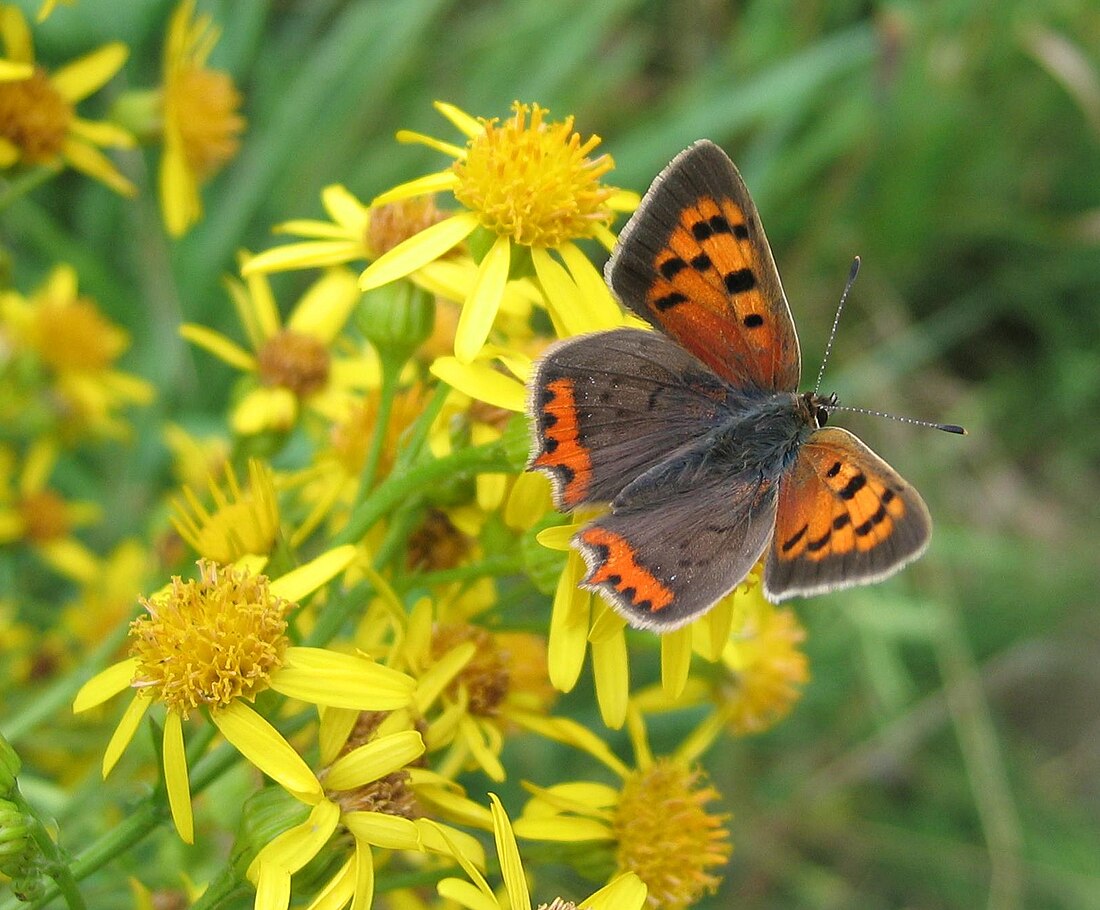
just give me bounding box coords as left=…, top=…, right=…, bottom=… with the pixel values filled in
left=527, top=140, right=960, bottom=631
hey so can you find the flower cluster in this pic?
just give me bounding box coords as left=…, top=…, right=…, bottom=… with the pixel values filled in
left=0, top=7, right=816, bottom=909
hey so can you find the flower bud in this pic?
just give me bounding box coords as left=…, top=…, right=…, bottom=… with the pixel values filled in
left=357, top=281, right=435, bottom=365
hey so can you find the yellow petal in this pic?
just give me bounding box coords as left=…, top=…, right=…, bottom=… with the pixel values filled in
left=433, top=101, right=484, bottom=139
left=489, top=794, right=531, bottom=910
left=273, top=219, right=349, bottom=240
left=524, top=781, right=620, bottom=813
left=272, top=647, right=415, bottom=711
left=510, top=815, right=612, bottom=842
left=416, top=819, right=486, bottom=868
left=286, top=268, right=361, bottom=342
left=413, top=640, right=476, bottom=714
left=322, top=184, right=370, bottom=231
left=607, top=188, right=642, bottom=212
left=547, top=555, right=591, bottom=692
left=61, top=136, right=136, bottom=196
left=350, top=839, right=374, bottom=910
left=507, top=712, right=628, bottom=779
left=591, top=624, right=628, bottom=730
left=342, top=811, right=421, bottom=851
left=304, top=857, right=355, bottom=910
left=394, top=129, right=466, bottom=159
left=455, top=235, right=511, bottom=363
left=0, top=6, right=34, bottom=65
left=436, top=878, right=498, bottom=910
left=73, top=657, right=139, bottom=712
left=160, top=138, right=200, bottom=236
left=252, top=864, right=291, bottom=910
left=358, top=212, right=479, bottom=291
left=269, top=544, right=357, bottom=602
left=0, top=60, right=32, bottom=80
left=530, top=246, right=590, bottom=338
left=256, top=799, right=339, bottom=873
left=163, top=711, right=194, bottom=843
left=179, top=324, right=256, bottom=371
left=102, top=694, right=150, bottom=776
left=231, top=386, right=298, bottom=436
left=430, top=356, right=525, bottom=412
left=210, top=701, right=323, bottom=803
left=370, top=169, right=460, bottom=208
left=324, top=730, right=424, bottom=791
left=245, top=240, right=362, bottom=275
left=39, top=537, right=99, bottom=584
left=558, top=241, right=622, bottom=330
left=582, top=873, right=648, bottom=910
left=660, top=627, right=693, bottom=700
left=51, top=42, right=128, bottom=101
left=535, top=524, right=575, bottom=551
left=69, top=116, right=135, bottom=149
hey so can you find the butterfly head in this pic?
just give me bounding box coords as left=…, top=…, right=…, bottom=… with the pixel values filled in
left=800, top=391, right=838, bottom=429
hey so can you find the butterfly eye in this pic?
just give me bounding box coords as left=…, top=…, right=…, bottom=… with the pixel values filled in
left=815, top=407, right=829, bottom=427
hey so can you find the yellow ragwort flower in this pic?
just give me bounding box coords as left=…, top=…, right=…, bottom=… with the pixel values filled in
left=249, top=708, right=488, bottom=910
left=181, top=264, right=374, bottom=436
left=0, top=3, right=134, bottom=193
left=438, top=793, right=647, bottom=910
left=159, top=0, right=245, bottom=236
left=170, top=458, right=281, bottom=563
left=359, top=101, right=638, bottom=362
left=0, top=439, right=100, bottom=583
left=514, top=707, right=731, bottom=910
left=73, top=548, right=417, bottom=844
left=0, top=265, right=154, bottom=440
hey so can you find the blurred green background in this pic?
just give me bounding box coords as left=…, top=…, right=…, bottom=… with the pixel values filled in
left=6, top=0, right=1100, bottom=907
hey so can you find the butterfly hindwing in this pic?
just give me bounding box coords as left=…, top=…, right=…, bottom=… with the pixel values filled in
left=574, top=463, right=778, bottom=630
left=605, top=140, right=800, bottom=393
left=764, top=427, right=932, bottom=600
left=528, top=327, right=733, bottom=511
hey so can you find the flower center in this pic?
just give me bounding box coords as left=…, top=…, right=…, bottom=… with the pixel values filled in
left=17, top=489, right=69, bottom=543
left=367, top=197, right=448, bottom=257
left=406, top=509, right=469, bottom=571
left=0, top=69, right=73, bottom=162
left=167, top=66, right=244, bottom=181
left=256, top=330, right=330, bottom=397
left=452, top=102, right=617, bottom=247
left=128, top=560, right=290, bottom=716
left=612, top=760, right=732, bottom=910
left=430, top=624, right=509, bottom=716
left=31, top=296, right=126, bottom=373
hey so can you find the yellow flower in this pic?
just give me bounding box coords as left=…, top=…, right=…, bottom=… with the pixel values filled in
left=72, top=549, right=417, bottom=844
left=393, top=598, right=557, bottom=782
left=248, top=709, right=488, bottom=910
left=162, top=421, right=230, bottom=489
left=514, top=707, right=731, bottom=910
left=181, top=265, right=373, bottom=436
left=159, top=0, right=245, bottom=236
left=0, top=265, right=154, bottom=440
left=359, top=101, right=637, bottom=362
left=0, top=3, right=134, bottom=193
left=170, top=458, right=281, bottom=563
left=438, top=793, right=647, bottom=910
left=0, top=439, right=100, bottom=583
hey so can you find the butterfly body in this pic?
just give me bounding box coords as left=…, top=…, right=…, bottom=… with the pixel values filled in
left=528, top=141, right=935, bottom=631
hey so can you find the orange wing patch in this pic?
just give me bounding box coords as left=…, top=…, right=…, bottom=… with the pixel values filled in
left=645, top=196, right=788, bottom=388
left=531, top=377, right=592, bottom=509
left=576, top=525, right=675, bottom=614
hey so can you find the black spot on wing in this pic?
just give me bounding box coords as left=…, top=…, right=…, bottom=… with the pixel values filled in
left=724, top=268, right=756, bottom=294
left=654, top=292, right=688, bottom=311
left=838, top=473, right=866, bottom=500
left=659, top=257, right=686, bottom=279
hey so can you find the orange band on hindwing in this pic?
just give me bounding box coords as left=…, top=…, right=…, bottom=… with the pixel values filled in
left=532, top=377, right=592, bottom=508
left=578, top=526, right=675, bottom=614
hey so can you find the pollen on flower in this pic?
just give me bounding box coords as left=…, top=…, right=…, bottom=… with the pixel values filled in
left=128, top=560, right=290, bottom=716
left=452, top=102, right=617, bottom=248
left=167, top=66, right=244, bottom=181
left=612, top=760, right=731, bottom=910
left=17, top=490, right=69, bottom=543
left=256, top=330, right=330, bottom=397
left=720, top=606, right=809, bottom=735
left=431, top=624, right=509, bottom=716
left=367, top=197, right=449, bottom=257
left=0, top=69, right=72, bottom=162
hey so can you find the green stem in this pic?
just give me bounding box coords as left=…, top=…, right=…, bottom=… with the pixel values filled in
left=399, top=554, right=523, bottom=590
left=333, top=440, right=510, bottom=547
left=11, top=792, right=86, bottom=910
left=0, top=165, right=61, bottom=212
left=357, top=354, right=401, bottom=495
left=4, top=622, right=130, bottom=742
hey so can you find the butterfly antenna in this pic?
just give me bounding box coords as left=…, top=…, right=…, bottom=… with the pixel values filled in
left=813, top=256, right=861, bottom=396
left=826, top=404, right=967, bottom=435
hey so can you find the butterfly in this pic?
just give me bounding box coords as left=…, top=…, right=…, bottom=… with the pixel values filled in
left=527, top=140, right=950, bottom=631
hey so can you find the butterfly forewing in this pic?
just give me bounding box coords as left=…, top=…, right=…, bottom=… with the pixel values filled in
left=528, top=328, right=733, bottom=511
left=605, top=140, right=800, bottom=392
left=764, top=427, right=932, bottom=600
